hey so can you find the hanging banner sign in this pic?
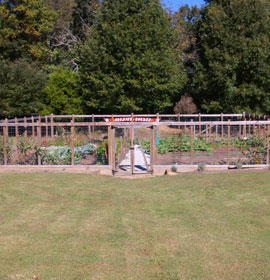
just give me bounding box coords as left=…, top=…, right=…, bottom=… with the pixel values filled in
left=104, top=117, right=160, bottom=122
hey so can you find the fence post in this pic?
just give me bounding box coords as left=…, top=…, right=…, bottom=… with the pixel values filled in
left=267, top=121, right=269, bottom=166
left=227, top=120, right=231, bottom=166
left=45, top=116, right=48, bottom=138
left=50, top=114, right=54, bottom=138
left=24, top=116, right=27, bottom=135
left=150, top=126, right=154, bottom=172
left=92, top=114, right=95, bottom=138
left=108, top=125, right=112, bottom=166
left=130, top=126, right=135, bottom=174
left=15, top=117, right=18, bottom=147
left=221, top=113, right=224, bottom=138
left=32, top=116, right=35, bottom=136
left=178, top=113, right=180, bottom=130
left=244, top=118, right=247, bottom=138
left=199, top=113, right=201, bottom=137
left=253, top=114, right=255, bottom=135
left=190, top=120, right=193, bottom=164
left=3, top=119, right=8, bottom=165
left=249, top=117, right=251, bottom=136
left=71, top=119, right=75, bottom=166
left=37, top=121, right=41, bottom=165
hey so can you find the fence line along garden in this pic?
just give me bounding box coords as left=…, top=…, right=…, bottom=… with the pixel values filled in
left=0, top=113, right=270, bottom=174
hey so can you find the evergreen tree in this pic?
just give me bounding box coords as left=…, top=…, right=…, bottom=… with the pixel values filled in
left=193, top=0, right=270, bottom=113
left=71, top=0, right=100, bottom=40
left=78, top=0, right=186, bottom=113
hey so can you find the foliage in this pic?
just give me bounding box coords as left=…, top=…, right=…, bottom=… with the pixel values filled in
left=140, top=134, right=212, bottom=154
left=0, top=137, right=12, bottom=164
left=16, top=134, right=41, bottom=164
left=78, top=0, right=187, bottom=113
left=71, top=0, right=100, bottom=40
left=197, top=163, right=206, bottom=172
left=95, top=141, right=108, bottom=165
left=193, top=0, right=270, bottom=113
left=41, top=143, right=95, bottom=164
left=0, top=0, right=56, bottom=62
left=0, top=59, right=47, bottom=118
left=174, top=94, right=197, bottom=114
left=171, top=165, right=178, bottom=172
left=43, top=67, right=82, bottom=115
left=236, top=162, right=243, bottom=169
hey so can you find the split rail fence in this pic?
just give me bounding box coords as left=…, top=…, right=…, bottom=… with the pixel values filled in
left=0, top=113, right=270, bottom=169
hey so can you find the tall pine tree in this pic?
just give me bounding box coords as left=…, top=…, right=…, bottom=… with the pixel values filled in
left=78, top=0, right=186, bottom=113
left=193, top=0, right=270, bottom=113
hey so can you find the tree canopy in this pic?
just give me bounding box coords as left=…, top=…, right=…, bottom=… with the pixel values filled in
left=78, top=0, right=187, bottom=113
left=0, top=0, right=56, bottom=62
left=193, top=0, right=270, bottom=113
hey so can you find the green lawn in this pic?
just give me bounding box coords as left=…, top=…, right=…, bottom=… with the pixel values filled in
left=0, top=173, right=269, bottom=280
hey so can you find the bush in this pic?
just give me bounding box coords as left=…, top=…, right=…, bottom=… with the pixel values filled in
left=171, top=165, right=178, bottom=172
left=197, top=163, right=206, bottom=172
left=174, top=95, right=197, bottom=114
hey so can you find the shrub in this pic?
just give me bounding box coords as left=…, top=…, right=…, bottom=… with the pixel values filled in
left=171, top=165, right=178, bottom=172
left=197, top=163, right=206, bottom=172
left=236, top=162, right=243, bottom=169
left=174, top=95, right=197, bottom=114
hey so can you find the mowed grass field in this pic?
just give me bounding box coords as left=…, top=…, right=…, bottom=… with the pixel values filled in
left=0, top=173, right=269, bottom=280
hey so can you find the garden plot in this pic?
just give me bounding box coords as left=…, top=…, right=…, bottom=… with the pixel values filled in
left=139, top=134, right=268, bottom=165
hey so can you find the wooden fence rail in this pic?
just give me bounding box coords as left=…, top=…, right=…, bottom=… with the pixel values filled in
left=1, top=118, right=269, bottom=168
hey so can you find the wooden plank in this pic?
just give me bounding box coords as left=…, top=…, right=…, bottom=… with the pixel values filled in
left=32, top=116, right=35, bottom=136
left=267, top=123, right=269, bottom=166
left=37, top=121, right=41, bottom=165
left=190, top=120, right=193, bottom=164
left=130, top=127, right=135, bottom=174
left=150, top=126, right=154, bottom=172
left=92, top=114, right=95, bottom=138
left=71, top=120, right=75, bottom=165
left=199, top=113, right=201, bottom=137
left=227, top=120, right=231, bottom=166
left=107, top=126, right=111, bottom=166
left=15, top=117, right=18, bottom=147
left=50, top=114, right=54, bottom=138
left=138, top=137, right=149, bottom=171
left=3, top=121, right=7, bottom=165
left=112, top=128, right=116, bottom=172
left=45, top=115, right=48, bottom=137
left=221, top=113, right=224, bottom=138
left=3, top=120, right=270, bottom=128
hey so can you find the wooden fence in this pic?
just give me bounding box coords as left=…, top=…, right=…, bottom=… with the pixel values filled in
left=0, top=114, right=270, bottom=168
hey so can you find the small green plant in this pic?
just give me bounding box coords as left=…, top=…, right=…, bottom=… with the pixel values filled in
left=171, top=165, right=178, bottom=173
left=236, top=162, right=243, bottom=169
left=197, top=163, right=206, bottom=172
left=0, top=136, right=12, bottom=164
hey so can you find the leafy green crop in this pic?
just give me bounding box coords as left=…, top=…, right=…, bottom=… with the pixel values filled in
left=140, top=135, right=212, bottom=154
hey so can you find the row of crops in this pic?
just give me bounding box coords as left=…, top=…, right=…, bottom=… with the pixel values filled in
left=0, top=134, right=268, bottom=165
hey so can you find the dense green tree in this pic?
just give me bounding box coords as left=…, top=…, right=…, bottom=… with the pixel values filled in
left=71, top=0, right=100, bottom=40
left=0, top=59, right=47, bottom=118
left=0, top=0, right=56, bottom=62
left=78, top=0, right=187, bottom=113
left=43, top=67, right=82, bottom=115
left=193, top=0, right=270, bottom=113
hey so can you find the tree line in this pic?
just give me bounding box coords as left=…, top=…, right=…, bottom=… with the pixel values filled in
left=1, top=0, right=270, bottom=118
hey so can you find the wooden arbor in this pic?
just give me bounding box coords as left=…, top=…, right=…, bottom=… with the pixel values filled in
left=107, top=123, right=158, bottom=175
